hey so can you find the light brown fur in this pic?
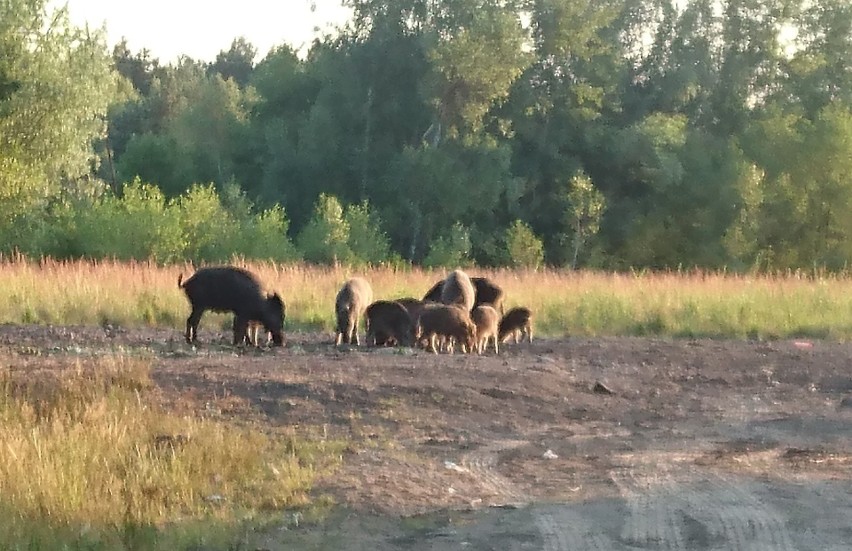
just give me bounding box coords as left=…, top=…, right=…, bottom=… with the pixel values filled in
left=471, top=305, right=500, bottom=354
left=440, top=269, right=475, bottom=312
left=498, top=307, right=533, bottom=343
left=415, top=304, right=476, bottom=354
left=335, top=277, right=374, bottom=346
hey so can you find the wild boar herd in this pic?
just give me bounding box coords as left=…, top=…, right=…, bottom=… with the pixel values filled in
left=178, top=266, right=533, bottom=354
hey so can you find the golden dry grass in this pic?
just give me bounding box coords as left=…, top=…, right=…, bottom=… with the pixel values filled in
left=0, top=351, right=344, bottom=549
left=0, top=257, right=851, bottom=339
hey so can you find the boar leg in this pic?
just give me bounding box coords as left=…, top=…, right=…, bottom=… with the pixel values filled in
left=186, top=308, right=204, bottom=343
left=232, top=315, right=249, bottom=346
left=352, top=315, right=361, bottom=346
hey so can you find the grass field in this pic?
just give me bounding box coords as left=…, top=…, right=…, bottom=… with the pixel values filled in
left=0, top=257, right=851, bottom=340
left=1, top=257, right=852, bottom=548
left=0, top=352, right=343, bottom=550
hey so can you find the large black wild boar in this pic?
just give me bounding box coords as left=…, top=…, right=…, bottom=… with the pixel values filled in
left=365, top=300, right=415, bottom=347
left=178, top=266, right=285, bottom=346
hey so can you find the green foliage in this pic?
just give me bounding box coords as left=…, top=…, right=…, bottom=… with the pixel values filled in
left=75, top=180, right=184, bottom=263
left=0, top=0, right=119, bottom=227
left=297, top=194, right=353, bottom=264
left=2, top=0, right=852, bottom=271
left=345, top=201, right=392, bottom=266
left=116, top=133, right=195, bottom=196
left=237, top=205, right=301, bottom=262
left=505, top=220, right=545, bottom=269
left=177, top=183, right=240, bottom=262
left=0, top=0, right=119, bottom=182
left=0, top=180, right=298, bottom=264
left=738, top=104, right=852, bottom=270
left=427, top=4, right=531, bottom=139
left=564, top=172, right=606, bottom=268
left=209, top=37, right=257, bottom=87
left=382, top=139, right=516, bottom=261
left=295, top=194, right=396, bottom=266
left=423, top=222, right=472, bottom=268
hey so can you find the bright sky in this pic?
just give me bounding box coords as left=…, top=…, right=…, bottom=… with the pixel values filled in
left=56, top=0, right=352, bottom=63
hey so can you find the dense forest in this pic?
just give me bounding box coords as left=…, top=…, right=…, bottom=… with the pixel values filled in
left=1, top=0, right=850, bottom=270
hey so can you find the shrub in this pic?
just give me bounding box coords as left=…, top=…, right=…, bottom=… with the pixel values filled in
left=75, top=179, right=184, bottom=263
left=297, top=194, right=352, bottom=264
left=177, top=183, right=239, bottom=263
left=237, top=205, right=301, bottom=262
left=422, top=222, right=472, bottom=268
left=505, top=219, right=544, bottom=269
left=345, top=201, right=392, bottom=266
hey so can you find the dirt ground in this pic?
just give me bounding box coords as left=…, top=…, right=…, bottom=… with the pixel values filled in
left=3, top=322, right=852, bottom=550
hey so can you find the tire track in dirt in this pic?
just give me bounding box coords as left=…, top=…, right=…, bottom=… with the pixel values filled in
left=680, top=472, right=796, bottom=551
left=610, top=466, right=686, bottom=550
left=461, top=439, right=617, bottom=550
left=609, top=459, right=797, bottom=551
left=533, top=507, right=612, bottom=551
left=459, top=440, right=597, bottom=550
left=460, top=440, right=528, bottom=507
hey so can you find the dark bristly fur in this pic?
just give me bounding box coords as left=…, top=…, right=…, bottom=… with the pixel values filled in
left=395, top=297, right=428, bottom=322
left=365, top=300, right=415, bottom=347
left=422, top=281, right=444, bottom=303
left=470, top=277, right=505, bottom=315
left=178, top=266, right=285, bottom=346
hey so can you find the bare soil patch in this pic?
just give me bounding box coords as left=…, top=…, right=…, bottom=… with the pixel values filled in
left=3, top=323, right=851, bottom=549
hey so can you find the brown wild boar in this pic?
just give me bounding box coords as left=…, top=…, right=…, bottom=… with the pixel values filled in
left=498, top=307, right=533, bottom=343
left=422, top=280, right=444, bottom=303
left=234, top=319, right=269, bottom=347
left=416, top=303, right=477, bottom=354
left=471, top=304, right=500, bottom=354
left=471, top=277, right=505, bottom=315
left=394, top=297, right=429, bottom=322
left=424, top=276, right=504, bottom=314
left=334, top=277, right=373, bottom=345
left=178, top=266, right=285, bottom=346
left=440, top=269, right=475, bottom=312
left=365, top=300, right=415, bottom=347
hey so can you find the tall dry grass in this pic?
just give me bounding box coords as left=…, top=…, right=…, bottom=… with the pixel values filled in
left=1, top=257, right=852, bottom=339
left=0, top=352, right=343, bottom=549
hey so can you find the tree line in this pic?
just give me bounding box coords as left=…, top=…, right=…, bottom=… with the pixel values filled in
left=1, top=0, right=850, bottom=270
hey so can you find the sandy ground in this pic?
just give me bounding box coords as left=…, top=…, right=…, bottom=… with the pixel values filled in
left=2, top=323, right=851, bottom=549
